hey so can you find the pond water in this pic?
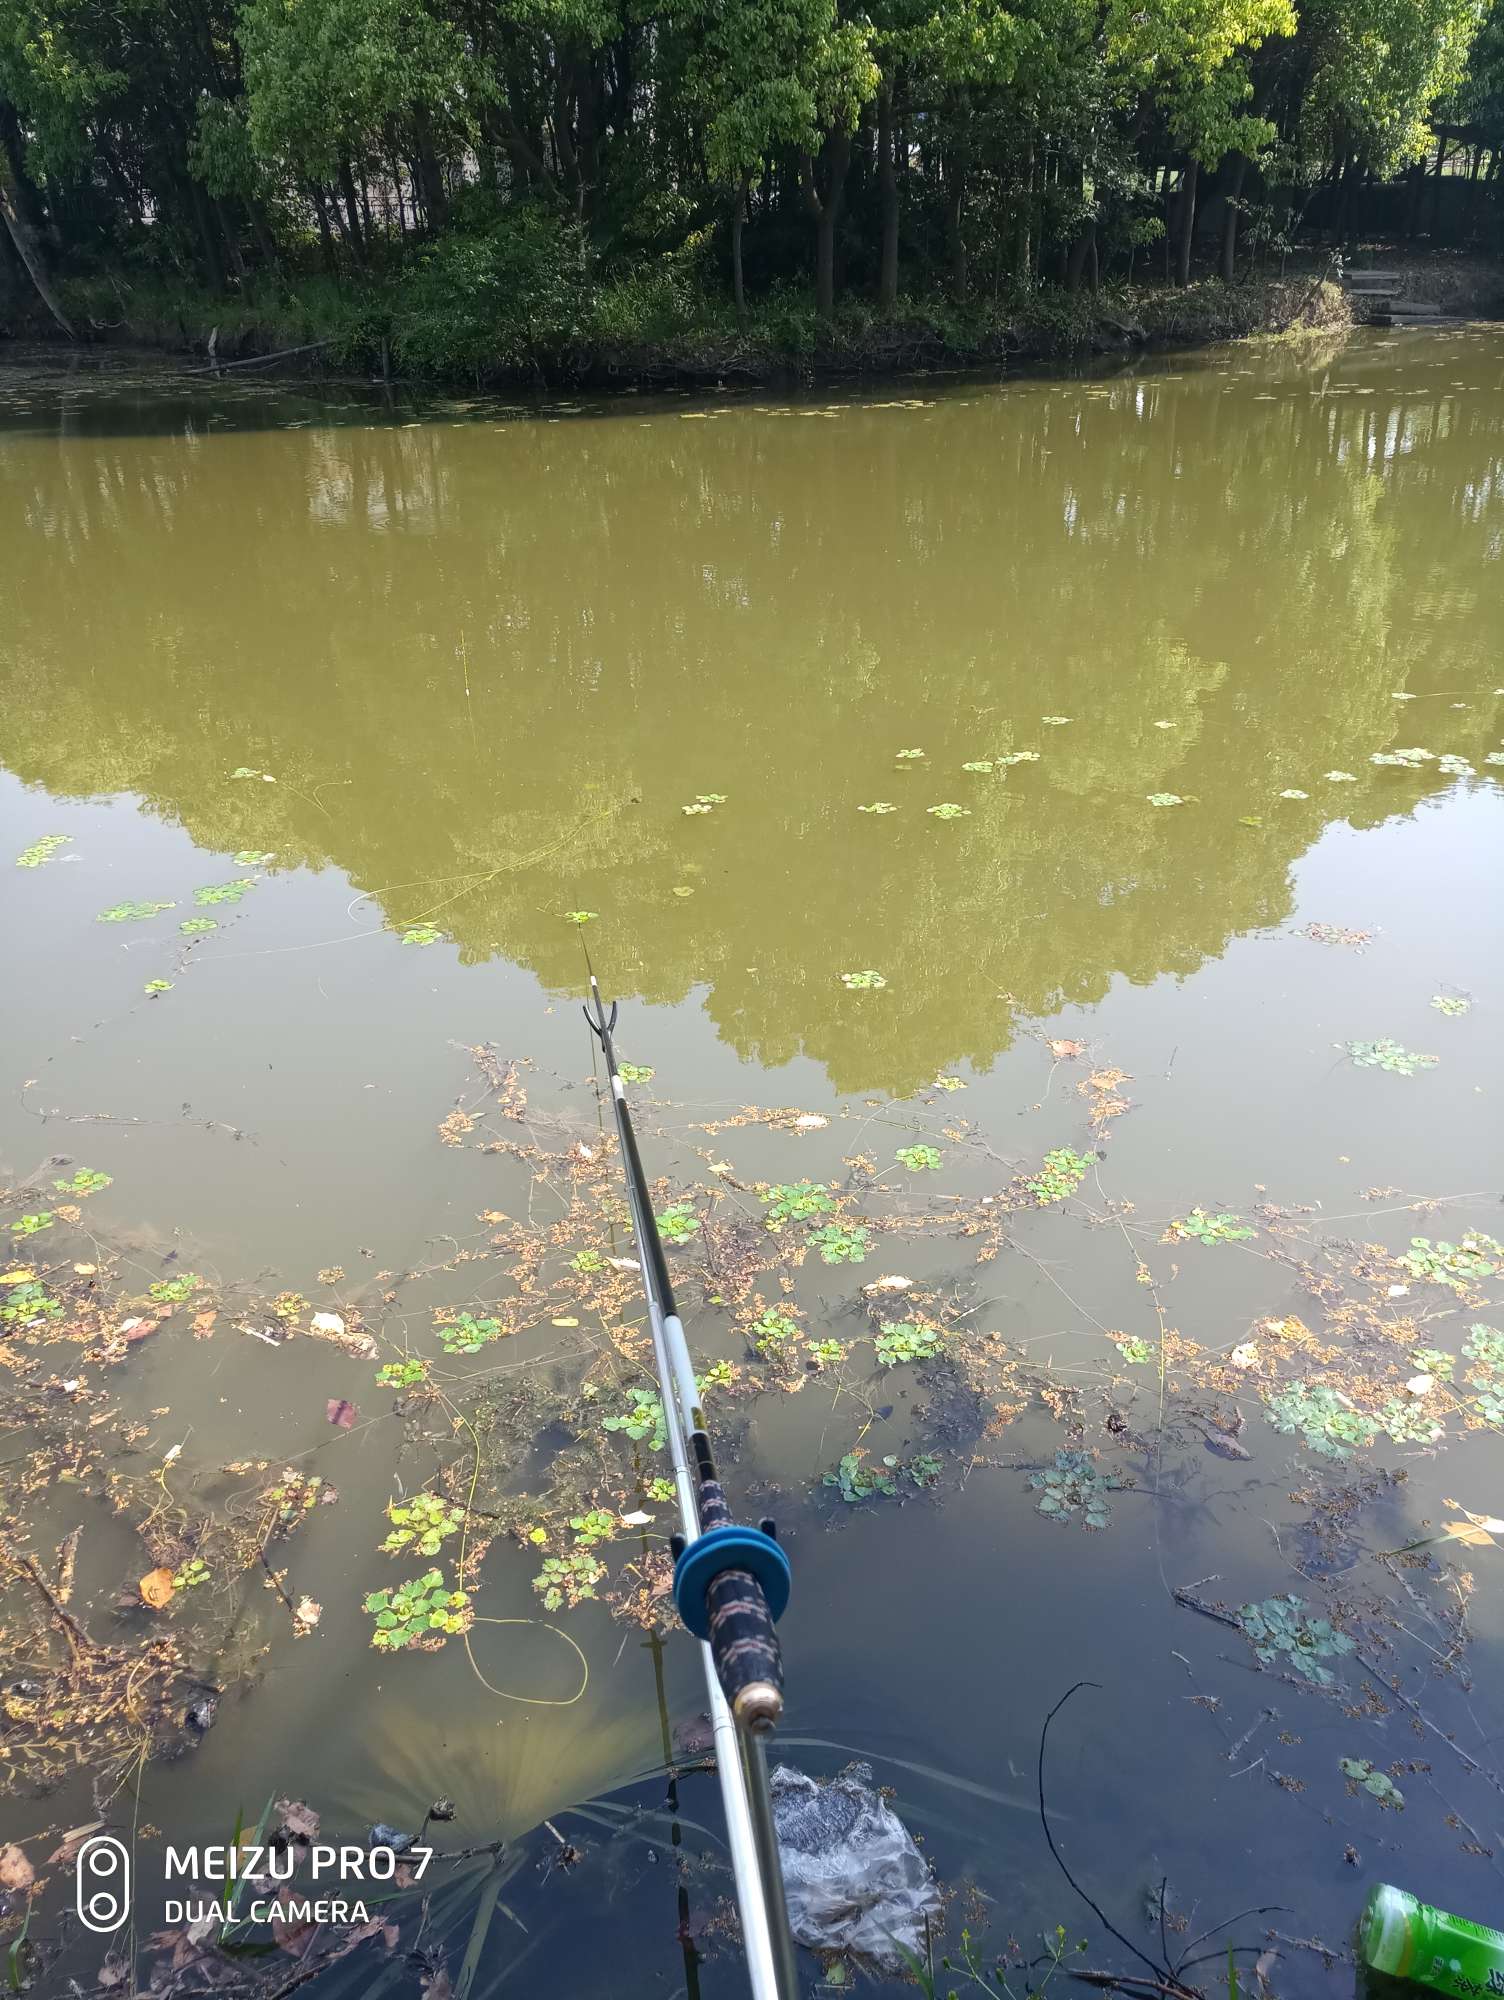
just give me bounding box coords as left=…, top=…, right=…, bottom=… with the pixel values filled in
left=1, top=327, right=1502, bottom=2000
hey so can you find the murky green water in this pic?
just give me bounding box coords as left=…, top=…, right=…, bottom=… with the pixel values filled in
left=2, top=329, right=1503, bottom=1999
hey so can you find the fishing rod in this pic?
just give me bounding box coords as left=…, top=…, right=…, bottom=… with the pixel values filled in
left=584, top=975, right=800, bottom=2000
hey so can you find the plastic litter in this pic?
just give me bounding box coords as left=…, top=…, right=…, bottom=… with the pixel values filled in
left=771, top=1761, right=941, bottom=1969
left=1360, top=1882, right=1504, bottom=1999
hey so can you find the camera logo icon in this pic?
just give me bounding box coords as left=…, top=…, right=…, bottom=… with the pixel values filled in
left=75, top=1834, right=130, bottom=1932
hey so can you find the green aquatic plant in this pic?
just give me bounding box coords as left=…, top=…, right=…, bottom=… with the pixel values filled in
left=9, top=1213, right=54, bottom=1237
left=98, top=900, right=174, bottom=922
left=1026, top=1148, right=1093, bottom=1203
left=655, top=1202, right=700, bottom=1244
left=438, top=1311, right=501, bottom=1354
left=563, top=910, right=596, bottom=924
left=1265, top=1380, right=1376, bottom=1458
left=874, top=1321, right=940, bottom=1366
left=932, top=1075, right=965, bottom=1091
left=1167, top=1208, right=1254, bottom=1246
left=15, top=835, right=68, bottom=868
left=194, top=879, right=256, bottom=906
left=1278, top=789, right=1309, bottom=800
left=808, top=1222, right=870, bottom=1264
left=998, top=750, right=1039, bottom=765
left=569, top=1247, right=606, bottom=1273
left=1464, top=1325, right=1504, bottom=1425
left=1340, top=1758, right=1404, bottom=1808
left=823, top=1448, right=940, bottom=1503
left=148, top=1272, right=202, bottom=1303
left=1238, top=1595, right=1354, bottom=1684
left=807, top=1338, right=847, bottom=1367
left=1400, top=1234, right=1501, bottom=1288
left=381, top=1491, right=466, bottom=1558
left=1111, top=1335, right=1153, bottom=1365
left=1409, top=1347, right=1455, bottom=1380
left=567, top=1509, right=617, bottom=1547
left=682, top=794, right=726, bottom=814
left=533, top=1549, right=606, bottom=1611
left=0, top=1280, right=62, bottom=1328
left=840, top=969, right=887, bottom=989
left=645, top=1476, right=675, bottom=1502
left=1146, top=794, right=1184, bottom=807
left=376, top=1355, right=430, bottom=1388
left=1371, top=747, right=1433, bottom=768
left=760, top=1181, right=836, bottom=1230
left=143, top=980, right=174, bottom=994
left=857, top=801, right=897, bottom=813
left=602, top=1386, right=667, bottom=1450
left=365, top=1569, right=472, bottom=1649
left=1041, top=715, right=1071, bottom=726
left=895, top=1145, right=942, bottom=1172
left=961, top=760, right=994, bottom=773
left=1431, top=995, right=1471, bottom=1017
left=616, top=1062, right=654, bottom=1083
left=1029, top=1449, right=1118, bottom=1528
left=1376, top=1397, right=1444, bottom=1445
left=1438, top=755, right=1473, bottom=777
left=171, top=1557, right=211, bottom=1591
left=232, top=850, right=275, bottom=866
left=400, top=923, right=442, bottom=945
left=1343, top=1039, right=1438, bottom=1075
left=1325, top=771, right=1358, bottom=782
left=750, top=1308, right=800, bottom=1352
left=179, top=917, right=217, bottom=935
left=53, top=1169, right=111, bottom=1195
left=894, top=748, right=924, bottom=759
left=926, top=802, right=970, bottom=819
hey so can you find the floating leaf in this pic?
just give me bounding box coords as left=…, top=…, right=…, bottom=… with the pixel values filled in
left=894, top=748, right=924, bottom=759
left=926, top=803, right=970, bottom=819
left=840, top=969, right=887, bottom=990
left=998, top=750, right=1039, bottom=765
left=961, top=760, right=994, bottom=773
left=1430, top=994, right=1471, bottom=1017
left=1342, top=1039, right=1437, bottom=1076
left=232, top=850, right=275, bottom=866
left=193, top=879, right=255, bottom=906
left=895, top=1144, right=942, bottom=1172
left=564, top=911, right=596, bottom=924
left=179, top=917, right=217, bottom=935
left=857, top=802, right=897, bottom=813
left=1040, top=716, right=1071, bottom=726
left=15, top=834, right=69, bottom=868
left=401, top=924, right=442, bottom=946
left=98, top=900, right=174, bottom=922
left=1325, top=771, right=1358, bottom=782
left=1278, top=789, right=1309, bottom=800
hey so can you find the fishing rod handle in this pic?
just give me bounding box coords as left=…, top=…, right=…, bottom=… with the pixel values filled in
left=706, top=1566, right=785, bottom=1732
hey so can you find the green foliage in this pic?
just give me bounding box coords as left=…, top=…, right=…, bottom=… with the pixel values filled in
left=376, top=1355, right=430, bottom=1388
left=148, top=1272, right=202, bottom=1303
left=143, top=980, right=174, bottom=994
left=1464, top=1324, right=1504, bottom=1425
left=1167, top=1208, right=1255, bottom=1245
left=961, top=761, right=994, bottom=773
left=233, top=851, right=276, bottom=867
left=1376, top=1396, right=1443, bottom=1444
left=1431, top=994, right=1471, bottom=1016
left=98, top=901, right=174, bottom=922
left=532, top=1548, right=607, bottom=1611
left=823, top=1447, right=941, bottom=1502
left=807, top=1338, right=847, bottom=1367
left=750, top=1307, right=800, bottom=1352
left=1238, top=1595, right=1355, bottom=1683
left=172, top=1557, right=211, bottom=1590
left=401, top=924, right=442, bottom=945
left=564, top=911, right=596, bottom=924
left=437, top=1311, right=501, bottom=1354
left=1026, top=1148, right=1093, bottom=1203
left=895, top=1145, right=943, bottom=1172
left=381, top=1491, right=465, bottom=1557
left=570, top=1248, right=607, bottom=1273
left=1340, top=1758, right=1404, bottom=1807
left=9, top=1213, right=53, bottom=1237
left=364, top=1569, right=472, bottom=1650
left=15, top=835, right=68, bottom=868
left=1401, top=1235, right=1501, bottom=1287
left=655, top=1202, right=700, bottom=1244
left=1111, top=1335, right=1153, bottom=1364
left=616, top=1062, right=654, bottom=1084
left=1265, top=1379, right=1376, bottom=1457
left=179, top=918, right=217, bottom=935
left=926, top=803, right=971, bottom=820
left=602, top=1386, right=667, bottom=1450
left=0, top=1279, right=62, bottom=1327
left=1146, top=794, right=1185, bottom=807
left=1343, top=1039, right=1438, bottom=1074
left=1030, top=1449, right=1119, bottom=1528
left=857, top=802, right=897, bottom=814
left=193, top=879, right=256, bottom=906
left=808, top=1222, right=871, bottom=1264
left=840, top=969, right=887, bottom=989
left=874, top=1321, right=940, bottom=1366
left=53, top=1169, right=110, bottom=1194
left=760, top=1181, right=836, bottom=1230
left=1410, top=1347, right=1455, bottom=1379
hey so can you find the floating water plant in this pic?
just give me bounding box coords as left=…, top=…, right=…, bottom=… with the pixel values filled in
left=926, top=802, right=970, bottom=819
left=894, top=748, right=924, bottom=759
left=998, top=750, right=1039, bottom=765
left=9, top=1213, right=54, bottom=1237
left=1238, top=1595, right=1354, bottom=1684
left=1278, top=789, right=1309, bottom=800
left=1029, top=1449, right=1118, bottom=1528
left=1041, top=716, right=1071, bottom=726
left=570, top=1247, right=606, bottom=1272
left=682, top=793, right=726, bottom=815
left=1340, top=1758, right=1404, bottom=1807
left=401, top=923, right=442, bottom=945
left=1464, top=1325, right=1504, bottom=1426
left=874, top=1322, right=940, bottom=1366
left=143, top=979, right=173, bottom=994
left=53, top=1169, right=111, bottom=1194
left=840, top=969, right=886, bottom=989
left=761, top=1181, right=837, bottom=1230
left=1325, top=772, right=1358, bottom=782
left=15, top=835, right=68, bottom=868
left=617, top=1061, right=654, bottom=1083
left=750, top=1308, right=800, bottom=1352
left=1109, top=1334, right=1153, bottom=1364
left=602, top=1386, right=667, bottom=1450
left=0, top=1279, right=62, bottom=1328
left=1431, top=994, right=1471, bottom=1016
left=1025, top=1148, right=1092, bottom=1203
left=179, top=917, right=217, bottom=935
left=1376, top=1397, right=1444, bottom=1445
left=857, top=802, right=897, bottom=814
left=1166, top=1208, right=1254, bottom=1246
left=1265, top=1380, right=1376, bottom=1458
left=98, top=900, right=174, bottom=922
left=655, top=1201, right=700, bottom=1244
left=232, top=850, right=275, bottom=866
left=148, top=1272, right=202, bottom=1303
left=823, top=1448, right=940, bottom=1502
left=381, top=1491, right=465, bottom=1557
left=1371, top=747, right=1433, bottom=768
left=808, top=1222, right=870, bottom=1264
left=1438, top=755, right=1474, bottom=776
left=1146, top=794, right=1184, bottom=807
left=1400, top=1235, right=1500, bottom=1288
left=364, top=1569, right=472, bottom=1649
left=961, top=760, right=994, bottom=773
left=564, top=910, right=596, bottom=924
left=376, top=1356, right=430, bottom=1388
left=807, top=1339, right=847, bottom=1367
left=194, top=879, right=256, bottom=906
left=437, top=1310, right=502, bottom=1353
left=1342, top=1039, right=1437, bottom=1075
left=895, top=1145, right=942, bottom=1172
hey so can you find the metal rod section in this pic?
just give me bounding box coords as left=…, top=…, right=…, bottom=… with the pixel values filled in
left=585, top=977, right=798, bottom=2000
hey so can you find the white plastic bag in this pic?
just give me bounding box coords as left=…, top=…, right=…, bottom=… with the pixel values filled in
left=771, top=1762, right=941, bottom=1970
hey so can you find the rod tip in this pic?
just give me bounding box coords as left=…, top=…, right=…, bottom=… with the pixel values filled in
left=732, top=1682, right=784, bottom=1733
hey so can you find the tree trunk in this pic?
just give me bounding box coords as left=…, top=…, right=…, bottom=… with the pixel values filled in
left=731, top=169, right=750, bottom=323
left=309, top=184, right=338, bottom=274
left=412, top=107, right=447, bottom=229
left=1065, top=223, right=1093, bottom=291
left=337, top=158, right=366, bottom=263
left=1220, top=152, right=1248, bottom=280
left=946, top=156, right=968, bottom=302
left=877, top=79, right=899, bottom=313
left=1175, top=156, right=1199, bottom=286
left=1428, top=136, right=1449, bottom=238
left=0, top=151, right=76, bottom=336
left=800, top=128, right=852, bottom=322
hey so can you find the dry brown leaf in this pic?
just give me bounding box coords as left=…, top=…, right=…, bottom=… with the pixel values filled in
left=47, top=1821, right=106, bottom=1867
left=1440, top=1502, right=1504, bottom=1549
left=0, top=1842, right=35, bottom=1892
left=191, top=1310, right=218, bottom=1339
left=138, top=1566, right=175, bottom=1609
left=277, top=1799, right=321, bottom=1841
left=1049, top=1039, right=1085, bottom=1060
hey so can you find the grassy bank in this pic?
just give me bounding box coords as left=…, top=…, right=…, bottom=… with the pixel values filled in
left=39, top=260, right=1356, bottom=389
